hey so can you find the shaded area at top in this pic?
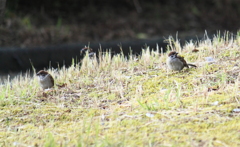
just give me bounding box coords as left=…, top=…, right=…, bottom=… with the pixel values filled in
left=1, top=0, right=239, bottom=48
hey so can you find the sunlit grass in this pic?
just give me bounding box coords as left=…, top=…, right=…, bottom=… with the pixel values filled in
left=0, top=31, right=240, bottom=146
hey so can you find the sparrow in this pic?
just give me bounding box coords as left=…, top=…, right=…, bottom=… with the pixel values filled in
left=81, top=47, right=95, bottom=58
left=36, top=70, right=54, bottom=89
left=166, top=51, right=196, bottom=71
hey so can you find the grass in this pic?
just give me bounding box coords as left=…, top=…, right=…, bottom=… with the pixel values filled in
left=0, top=31, right=240, bottom=147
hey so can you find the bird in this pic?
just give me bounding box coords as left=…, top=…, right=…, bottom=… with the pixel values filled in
left=166, top=51, right=196, bottom=71
left=36, top=70, right=54, bottom=89
left=80, top=47, right=95, bottom=58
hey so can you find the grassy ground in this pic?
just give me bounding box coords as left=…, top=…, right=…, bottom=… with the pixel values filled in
left=0, top=32, right=240, bottom=146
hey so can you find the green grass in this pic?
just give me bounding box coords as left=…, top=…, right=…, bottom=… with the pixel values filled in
left=0, top=31, right=240, bottom=147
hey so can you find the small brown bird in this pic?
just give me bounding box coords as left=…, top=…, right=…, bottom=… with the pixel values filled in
left=36, top=70, right=54, bottom=89
left=166, top=51, right=196, bottom=71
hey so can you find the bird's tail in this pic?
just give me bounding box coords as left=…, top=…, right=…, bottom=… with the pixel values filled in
left=187, top=64, right=197, bottom=67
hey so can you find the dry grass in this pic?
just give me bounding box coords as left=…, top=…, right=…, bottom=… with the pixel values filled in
left=0, top=31, right=240, bottom=147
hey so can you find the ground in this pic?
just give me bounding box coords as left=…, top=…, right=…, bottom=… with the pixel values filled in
left=0, top=32, right=239, bottom=146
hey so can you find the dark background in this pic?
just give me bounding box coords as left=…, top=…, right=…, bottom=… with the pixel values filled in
left=1, top=0, right=239, bottom=47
